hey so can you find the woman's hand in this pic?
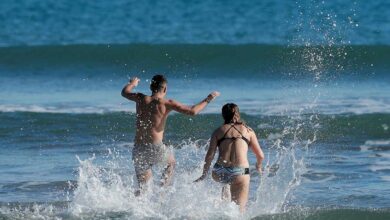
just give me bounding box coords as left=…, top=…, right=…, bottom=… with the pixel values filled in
left=256, top=162, right=262, bottom=174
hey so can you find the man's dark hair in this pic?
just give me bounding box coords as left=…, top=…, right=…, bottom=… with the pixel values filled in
left=150, top=74, right=167, bottom=93
left=222, top=103, right=240, bottom=124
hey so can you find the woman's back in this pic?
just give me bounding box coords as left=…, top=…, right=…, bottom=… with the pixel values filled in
left=195, top=103, right=265, bottom=213
left=215, top=123, right=252, bottom=167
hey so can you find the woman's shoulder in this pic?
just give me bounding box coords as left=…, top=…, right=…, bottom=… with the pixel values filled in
left=240, top=123, right=254, bottom=133
left=214, top=125, right=226, bottom=133
left=213, top=125, right=228, bottom=137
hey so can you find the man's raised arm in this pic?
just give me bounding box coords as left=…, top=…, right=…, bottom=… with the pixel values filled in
left=121, top=77, right=141, bottom=101
left=167, top=91, right=220, bottom=116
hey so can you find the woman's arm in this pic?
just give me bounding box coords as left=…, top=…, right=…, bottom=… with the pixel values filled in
left=194, top=131, right=218, bottom=182
left=249, top=130, right=265, bottom=172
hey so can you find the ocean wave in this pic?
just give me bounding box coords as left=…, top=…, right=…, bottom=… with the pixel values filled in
left=0, top=44, right=388, bottom=76
left=1, top=111, right=388, bottom=142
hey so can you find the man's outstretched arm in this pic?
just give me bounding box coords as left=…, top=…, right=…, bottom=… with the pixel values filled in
left=121, top=77, right=142, bottom=101
left=167, top=91, right=220, bottom=116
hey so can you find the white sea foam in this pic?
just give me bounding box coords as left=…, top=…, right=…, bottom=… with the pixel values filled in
left=0, top=104, right=133, bottom=114
left=67, top=139, right=306, bottom=219
left=365, top=140, right=390, bottom=146
left=1, top=96, right=389, bottom=115
left=0, top=204, right=60, bottom=220
left=360, top=140, right=390, bottom=153
left=369, top=164, right=390, bottom=172
left=377, top=152, right=390, bottom=158
left=380, top=176, right=390, bottom=182
left=358, top=139, right=390, bottom=186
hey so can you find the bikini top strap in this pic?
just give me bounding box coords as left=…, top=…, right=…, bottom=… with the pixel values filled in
left=231, top=124, right=244, bottom=137
left=217, top=125, right=235, bottom=145
left=231, top=124, right=250, bottom=145
left=217, top=123, right=250, bottom=146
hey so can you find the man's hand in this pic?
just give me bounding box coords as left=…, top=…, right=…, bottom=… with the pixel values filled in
left=206, top=91, right=220, bottom=103
left=129, top=77, right=140, bottom=87
left=122, top=77, right=142, bottom=101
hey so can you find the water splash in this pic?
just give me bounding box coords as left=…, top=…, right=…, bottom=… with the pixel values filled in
left=65, top=140, right=306, bottom=219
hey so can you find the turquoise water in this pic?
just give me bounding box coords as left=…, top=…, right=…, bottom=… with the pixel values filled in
left=0, top=0, right=390, bottom=219
left=1, top=0, right=389, bottom=45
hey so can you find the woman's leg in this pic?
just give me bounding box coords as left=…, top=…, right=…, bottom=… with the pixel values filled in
left=230, top=175, right=250, bottom=212
left=221, top=185, right=231, bottom=201
left=212, top=171, right=231, bottom=201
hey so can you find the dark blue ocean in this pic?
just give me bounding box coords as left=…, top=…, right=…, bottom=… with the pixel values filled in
left=0, top=0, right=390, bottom=219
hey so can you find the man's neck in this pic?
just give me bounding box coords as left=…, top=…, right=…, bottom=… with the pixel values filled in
left=151, top=92, right=165, bottom=99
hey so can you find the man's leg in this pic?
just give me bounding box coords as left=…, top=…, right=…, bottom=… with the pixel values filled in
left=135, top=168, right=152, bottom=196
left=160, top=153, right=175, bottom=186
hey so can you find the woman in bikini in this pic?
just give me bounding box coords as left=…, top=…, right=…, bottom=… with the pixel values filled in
left=195, top=103, right=264, bottom=212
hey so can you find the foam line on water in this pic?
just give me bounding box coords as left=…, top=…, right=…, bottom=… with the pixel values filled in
left=1, top=97, right=390, bottom=115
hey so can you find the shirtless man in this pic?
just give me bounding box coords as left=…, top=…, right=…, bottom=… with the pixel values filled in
left=121, top=75, right=219, bottom=194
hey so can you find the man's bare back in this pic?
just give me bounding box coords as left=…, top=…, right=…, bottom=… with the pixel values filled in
left=134, top=95, right=168, bottom=145
left=121, top=75, right=219, bottom=194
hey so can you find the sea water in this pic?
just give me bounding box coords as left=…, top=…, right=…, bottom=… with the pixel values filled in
left=0, top=0, right=390, bottom=219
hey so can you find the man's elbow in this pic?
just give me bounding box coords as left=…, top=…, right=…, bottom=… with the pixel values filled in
left=188, top=109, right=198, bottom=116
left=121, top=89, right=128, bottom=98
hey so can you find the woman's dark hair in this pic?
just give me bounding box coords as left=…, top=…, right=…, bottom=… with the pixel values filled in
left=150, top=74, right=167, bottom=93
left=222, top=103, right=241, bottom=124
